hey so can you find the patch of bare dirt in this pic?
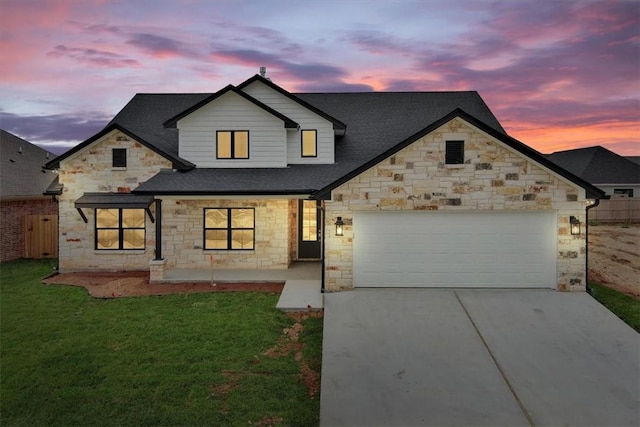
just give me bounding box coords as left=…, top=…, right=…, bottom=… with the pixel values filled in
left=42, top=271, right=284, bottom=298
left=588, top=224, right=640, bottom=299
left=262, top=312, right=323, bottom=399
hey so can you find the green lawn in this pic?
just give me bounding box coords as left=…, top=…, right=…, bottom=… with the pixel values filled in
left=589, top=281, right=640, bottom=332
left=1, top=259, right=322, bottom=426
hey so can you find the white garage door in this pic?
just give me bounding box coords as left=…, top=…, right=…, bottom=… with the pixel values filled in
left=353, top=211, right=556, bottom=288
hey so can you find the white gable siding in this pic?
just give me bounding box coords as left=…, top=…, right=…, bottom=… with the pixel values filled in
left=177, top=91, right=287, bottom=168
left=241, top=81, right=335, bottom=164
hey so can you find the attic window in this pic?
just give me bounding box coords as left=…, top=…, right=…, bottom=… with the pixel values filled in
left=445, top=140, right=464, bottom=165
left=217, top=131, right=249, bottom=159
left=301, top=130, right=317, bottom=157
left=112, top=149, right=127, bottom=168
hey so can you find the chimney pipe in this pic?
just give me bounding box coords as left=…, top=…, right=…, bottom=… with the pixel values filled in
left=259, top=66, right=266, bottom=77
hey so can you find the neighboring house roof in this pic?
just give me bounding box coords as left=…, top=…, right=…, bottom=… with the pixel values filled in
left=546, top=146, right=640, bottom=185
left=163, top=84, right=299, bottom=129
left=0, top=129, right=57, bottom=199
left=626, top=156, right=640, bottom=166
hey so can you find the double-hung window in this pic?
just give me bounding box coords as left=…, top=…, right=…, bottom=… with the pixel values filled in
left=95, top=208, right=145, bottom=250
left=301, top=130, right=317, bottom=157
left=217, top=131, right=249, bottom=159
left=204, top=208, right=255, bottom=250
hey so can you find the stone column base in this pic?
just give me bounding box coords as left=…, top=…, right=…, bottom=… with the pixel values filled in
left=149, top=259, right=167, bottom=283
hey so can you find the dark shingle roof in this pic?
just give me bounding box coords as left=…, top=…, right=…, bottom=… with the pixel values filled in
left=133, top=91, right=509, bottom=196
left=0, top=129, right=57, bottom=198
left=546, top=146, right=640, bottom=184
left=45, top=78, right=603, bottom=199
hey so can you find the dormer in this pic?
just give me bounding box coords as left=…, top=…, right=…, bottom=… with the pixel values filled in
left=164, top=85, right=298, bottom=168
left=237, top=75, right=346, bottom=165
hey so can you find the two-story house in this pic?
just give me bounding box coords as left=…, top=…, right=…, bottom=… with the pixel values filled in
left=46, top=72, right=603, bottom=292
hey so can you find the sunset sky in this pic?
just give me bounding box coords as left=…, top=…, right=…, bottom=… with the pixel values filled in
left=1, top=0, right=638, bottom=155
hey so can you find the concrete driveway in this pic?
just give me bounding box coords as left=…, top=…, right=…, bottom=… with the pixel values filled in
left=320, top=289, right=639, bottom=426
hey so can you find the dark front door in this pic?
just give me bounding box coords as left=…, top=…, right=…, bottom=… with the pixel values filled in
left=298, top=200, right=321, bottom=259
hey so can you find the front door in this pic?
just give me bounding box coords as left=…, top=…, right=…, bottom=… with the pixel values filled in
left=298, top=200, right=321, bottom=259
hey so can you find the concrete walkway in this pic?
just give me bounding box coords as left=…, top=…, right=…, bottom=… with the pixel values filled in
left=321, top=289, right=639, bottom=427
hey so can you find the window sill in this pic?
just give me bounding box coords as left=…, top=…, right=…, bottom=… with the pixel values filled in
left=111, top=167, right=127, bottom=171
left=445, top=164, right=465, bottom=169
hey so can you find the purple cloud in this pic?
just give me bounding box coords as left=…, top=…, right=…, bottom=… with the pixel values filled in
left=0, top=111, right=109, bottom=146
left=126, top=33, right=193, bottom=58
left=210, top=49, right=348, bottom=81
left=47, top=45, right=141, bottom=68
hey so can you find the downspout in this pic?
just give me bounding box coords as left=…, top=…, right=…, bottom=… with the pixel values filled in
left=585, top=198, right=601, bottom=294
left=320, top=201, right=325, bottom=293
left=53, top=195, right=60, bottom=272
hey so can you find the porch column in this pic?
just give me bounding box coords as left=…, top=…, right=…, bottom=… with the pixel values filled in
left=154, top=198, right=162, bottom=260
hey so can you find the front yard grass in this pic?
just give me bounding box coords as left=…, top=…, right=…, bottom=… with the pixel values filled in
left=1, top=259, right=321, bottom=426
left=589, top=281, right=640, bottom=332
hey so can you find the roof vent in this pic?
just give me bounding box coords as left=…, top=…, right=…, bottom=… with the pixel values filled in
left=259, top=66, right=266, bottom=77
left=19, top=146, right=22, bottom=154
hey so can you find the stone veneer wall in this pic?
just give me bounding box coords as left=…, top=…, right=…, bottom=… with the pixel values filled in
left=160, top=198, right=291, bottom=270
left=57, top=131, right=172, bottom=272
left=324, top=118, right=588, bottom=292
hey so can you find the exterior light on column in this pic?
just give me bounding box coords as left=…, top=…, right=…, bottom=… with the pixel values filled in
left=335, top=216, right=344, bottom=236
left=570, top=216, right=581, bottom=235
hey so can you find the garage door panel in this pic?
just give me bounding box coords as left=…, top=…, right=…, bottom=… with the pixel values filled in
left=353, top=212, right=556, bottom=288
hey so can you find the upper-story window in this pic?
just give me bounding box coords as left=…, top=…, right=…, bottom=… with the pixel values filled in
left=445, top=140, right=464, bottom=165
left=301, top=130, right=317, bottom=158
left=112, top=148, right=127, bottom=167
left=217, top=130, right=249, bottom=159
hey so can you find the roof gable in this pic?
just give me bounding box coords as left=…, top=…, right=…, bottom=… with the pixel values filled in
left=237, top=75, right=346, bottom=132
left=45, top=124, right=194, bottom=171
left=0, top=129, right=57, bottom=198
left=313, top=109, right=604, bottom=199
left=163, top=84, right=298, bottom=129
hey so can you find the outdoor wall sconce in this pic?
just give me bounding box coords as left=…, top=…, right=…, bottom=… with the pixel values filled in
left=570, top=216, right=581, bottom=235
left=335, top=216, right=344, bottom=236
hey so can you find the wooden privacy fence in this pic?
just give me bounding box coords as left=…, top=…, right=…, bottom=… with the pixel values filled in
left=24, top=215, right=58, bottom=258
left=589, top=198, right=640, bottom=223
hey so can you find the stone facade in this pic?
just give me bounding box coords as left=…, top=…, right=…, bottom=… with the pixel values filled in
left=159, top=198, right=292, bottom=270
left=324, top=118, right=588, bottom=292
left=0, top=198, right=58, bottom=261
left=57, top=130, right=172, bottom=272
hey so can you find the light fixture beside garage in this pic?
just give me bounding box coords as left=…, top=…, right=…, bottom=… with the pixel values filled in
left=335, top=216, right=345, bottom=236
left=570, top=216, right=581, bottom=235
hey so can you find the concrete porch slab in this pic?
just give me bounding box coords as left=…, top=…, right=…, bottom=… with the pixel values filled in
left=158, top=261, right=321, bottom=283
left=276, top=280, right=323, bottom=311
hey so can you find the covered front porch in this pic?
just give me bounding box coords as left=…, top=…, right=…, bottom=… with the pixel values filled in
left=157, top=261, right=323, bottom=311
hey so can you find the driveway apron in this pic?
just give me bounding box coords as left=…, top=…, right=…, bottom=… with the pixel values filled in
left=320, top=289, right=640, bottom=427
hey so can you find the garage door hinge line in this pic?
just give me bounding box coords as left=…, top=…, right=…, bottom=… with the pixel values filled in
left=454, top=291, right=535, bottom=427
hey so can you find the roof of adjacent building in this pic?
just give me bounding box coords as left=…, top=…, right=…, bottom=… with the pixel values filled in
left=626, top=156, right=640, bottom=166
left=0, top=129, right=58, bottom=199
left=546, top=146, right=640, bottom=185
left=45, top=75, right=605, bottom=199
